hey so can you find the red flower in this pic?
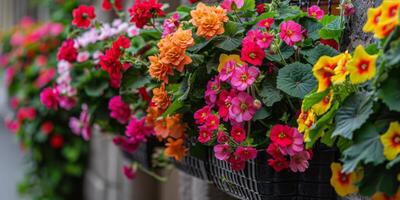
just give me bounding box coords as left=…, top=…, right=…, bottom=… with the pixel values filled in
left=266, top=143, right=283, bottom=158
left=200, top=114, right=220, bottom=131
left=72, top=5, right=96, bottom=29
left=123, top=165, right=136, bottom=180
left=256, top=3, right=266, bottom=14
left=128, top=0, right=165, bottom=28
left=228, top=154, right=245, bottom=171
left=102, top=0, right=123, bottom=11
left=241, top=40, right=265, bottom=66
left=57, top=39, right=78, bottom=62
left=113, top=34, right=131, bottom=49
left=50, top=134, right=64, bottom=149
left=194, top=105, right=211, bottom=125
left=230, top=125, right=246, bottom=143
left=40, top=87, right=59, bottom=110
left=320, top=38, right=339, bottom=50
left=270, top=124, right=294, bottom=147
left=41, top=121, right=54, bottom=135
left=189, top=0, right=199, bottom=3
left=235, top=146, right=257, bottom=161
left=17, top=107, right=36, bottom=122
left=268, top=156, right=289, bottom=172
left=198, top=127, right=213, bottom=144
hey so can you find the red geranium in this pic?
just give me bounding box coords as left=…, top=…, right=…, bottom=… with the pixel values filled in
left=268, top=156, right=289, bottom=172
left=230, top=125, right=246, bottom=143
left=41, top=121, right=54, bottom=135
left=241, top=40, right=265, bottom=66
left=270, top=124, right=294, bottom=147
left=102, top=0, right=123, bottom=11
left=50, top=134, right=64, bottom=149
left=128, top=0, right=165, bottom=28
left=57, top=39, right=78, bottom=62
left=256, top=3, right=266, bottom=14
left=72, top=5, right=96, bottom=29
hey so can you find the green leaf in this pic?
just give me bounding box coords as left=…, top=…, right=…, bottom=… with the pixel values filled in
left=359, top=165, right=399, bottom=196
left=120, top=67, right=150, bottom=94
left=300, top=44, right=339, bottom=65
left=215, top=36, right=242, bottom=51
left=341, top=124, right=385, bottom=173
left=377, top=72, right=400, bottom=112
left=239, top=0, right=255, bottom=11
left=84, top=80, right=109, bottom=97
left=302, top=89, right=329, bottom=110
left=300, top=17, right=323, bottom=41
left=307, top=102, right=339, bottom=148
left=319, top=17, right=344, bottom=41
left=266, top=44, right=294, bottom=62
left=365, top=43, right=380, bottom=55
left=252, top=108, right=271, bottom=121
left=384, top=39, right=400, bottom=69
left=320, top=15, right=337, bottom=26
left=162, top=99, right=184, bottom=117
left=224, top=21, right=239, bottom=36
left=277, top=62, right=316, bottom=98
left=259, top=78, right=283, bottom=107
left=387, top=156, right=400, bottom=169
left=62, top=145, right=81, bottom=162
left=332, top=92, right=373, bottom=139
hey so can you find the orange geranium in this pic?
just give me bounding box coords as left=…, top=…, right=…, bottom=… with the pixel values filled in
left=330, top=162, right=363, bottom=197
left=149, top=55, right=174, bottom=83
left=164, top=138, right=188, bottom=161
left=159, top=35, right=192, bottom=73
left=372, top=189, right=400, bottom=200
left=152, top=84, right=170, bottom=110
left=190, top=3, right=228, bottom=39
left=170, top=28, right=195, bottom=49
left=154, top=114, right=186, bottom=139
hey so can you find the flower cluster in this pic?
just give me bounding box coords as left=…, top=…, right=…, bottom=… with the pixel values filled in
left=363, top=1, right=400, bottom=39
left=128, top=0, right=165, bottom=28
left=266, top=124, right=311, bottom=172
left=190, top=3, right=228, bottom=39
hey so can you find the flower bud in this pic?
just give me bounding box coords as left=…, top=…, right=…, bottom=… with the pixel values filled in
left=253, top=99, right=262, bottom=109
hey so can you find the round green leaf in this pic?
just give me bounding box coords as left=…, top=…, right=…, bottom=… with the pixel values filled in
left=277, top=62, right=316, bottom=98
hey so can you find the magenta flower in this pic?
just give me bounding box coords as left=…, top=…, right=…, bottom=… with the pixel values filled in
left=229, top=92, right=258, bottom=123
left=113, top=136, right=141, bottom=153
left=257, top=18, right=274, bottom=30
left=123, top=165, right=136, bottom=180
left=280, top=128, right=304, bottom=156
left=307, top=5, right=325, bottom=20
left=221, top=0, right=244, bottom=11
left=217, top=131, right=229, bottom=143
left=230, top=125, right=246, bottom=143
left=230, top=65, right=260, bottom=91
left=279, top=20, right=303, bottom=46
left=228, top=154, right=245, bottom=171
left=69, top=104, right=92, bottom=141
left=289, top=150, right=311, bottom=172
left=205, top=76, right=221, bottom=106
left=40, top=87, right=59, bottom=110
left=125, top=117, right=153, bottom=142
left=200, top=114, right=220, bottom=131
left=198, top=127, right=213, bottom=144
left=219, top=60, right=237, bottom=82
left=256, top=32, right=274, bottom=49
left=243, top=29, right=261, bottom=44
left=194, top=105, right=211, bottom=125
left=235, top=146, right=257, bottom=161
left=108, top=96, right=131, bottom=124
left=162, top=13, right=180, bottom=38
left=214, top=144, right=231, bottom=161
left=217, top=89, right=237, bottom=121
left=58, top=96, right=77, bottom=110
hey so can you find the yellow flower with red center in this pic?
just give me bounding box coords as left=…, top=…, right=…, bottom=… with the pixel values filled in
left=363, top=6, right=383, bottom=33
left=297, top=109, right=316, bottom=137
left=380, top=121, right=400, bottom=160
left=330, top=162, right=363, bottom=197
left=347, top=45, right=378, bottom=84
left=217, top=54, right=244, bottom=72
left=312, top=90, right=333, bottom=116
left=372, top=188, right=400, bottom=200
left=313, top=55, right=342, bottom=92
left=375, top=1, right=400, bottom=39
left=332, top=51, right=351, bottom=85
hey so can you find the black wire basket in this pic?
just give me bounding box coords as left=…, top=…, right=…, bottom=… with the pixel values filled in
left=256, top=0, right=340, bottom=15
left=208, top=150, right=299, bottom=200
left=122, top=137, right=161, bottom=169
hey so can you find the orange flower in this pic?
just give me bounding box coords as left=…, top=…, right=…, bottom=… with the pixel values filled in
left=152, top=84, right=170, bottom=110
left=313, top=55, right=342, bottom=92
left=154, top=118, right=169, bottom=138
left=170, top=28, right=195, bottom=49
left=146, top=106, right=163, bottom=125
left=159, top=35, right=192, bottom=73
left=149, top=55, right=174, bottom=84
left=372, top=189, right=400, bottom=200
left=330, top=162, right=363, bottom=197
left=190, top=3, right=228, bottom=39
left=154, top=114, right=186, bottom=139
left=164, top=138, right=187, bottom=161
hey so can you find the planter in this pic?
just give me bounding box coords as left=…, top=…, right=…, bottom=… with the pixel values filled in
left=255, top=0, right=340, bottom=15
left=123, top=137, right=162, bottom=169
left=209, top=150, right=299, bottom=200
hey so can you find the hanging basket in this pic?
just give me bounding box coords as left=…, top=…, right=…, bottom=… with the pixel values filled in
left=208, top=150, right=299, bottom=200
left=122, top=137, right=162, bottom=169
left=256, top=0, right=340, bottom=15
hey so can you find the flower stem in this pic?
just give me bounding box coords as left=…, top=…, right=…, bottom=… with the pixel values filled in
left=137, top=164, right=168, bottom=182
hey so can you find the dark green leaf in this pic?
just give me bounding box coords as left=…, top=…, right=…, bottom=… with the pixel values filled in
left=162, top=99, right=184, bottom=117
left=359, top=165, right=399, bottom=196
left=259, top=78, right=282, bottom=107
left=266, top=44, right=294, bottom=62
left=84, top=81, right=109, bottom=97
left=378, top=71, right=400, bottom=112
left=239, top=0, right=255, bottom=11
left=120, top=67, right=150, bottom=94
left=332, top=92, right=373, bottom=139
left=215, top=36, right=242, bottom=51
left=301, top=44, right=339, bottom=65
left=252, top=107, right=271, bottom=121
left=277, top=62, right=316, bottom=98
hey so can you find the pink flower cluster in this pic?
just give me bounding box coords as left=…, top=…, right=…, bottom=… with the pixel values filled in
left=266, top=124, right=311, bottom=172
left=108, top=96, right=131, bottom=124
left=56, top=60, right=77, bottom=110
left=162, top=13, right=180, bottom=38
left=241, top=27, right=274, bottom=66
left=69, top=104, right=92, bottom=141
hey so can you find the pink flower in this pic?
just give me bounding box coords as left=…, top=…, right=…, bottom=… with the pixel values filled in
left=108, top=96, right=131, bottom=124
left=281, top=128, right=304, bottom=156
left=289, top=151, right=311, bottom=172
left=194, top=105, right=211, bottom=125
left=279, top=20, right=303, bottom=46
left=128, top=26, right=140, bottom=37
left=40, top=87, right=59, bottom=110
left=77, top=51, right=90, bottom=63
left=214, top=144, right=231, bottom=160
left=268, top=156, right=289, bottom=172
left=217, top=89, right=237, bottom=121
left=229, top=92, right=257, bottom=123
left=205, top=76, right=221, bottom=106
left=256, top=32, right=274, bottom=49
left=5, top=68, right=15, bottom=86
left=270, top=124, right=294, bottom=147
left=69, top=104, right=92, bottom=140
left=59, top=96, right=77, bottom=110
left=10, top=96, right=20, bottom=110
left=162, top=13, right=180, bottom=37
left=35, top=68, right=56, bottom=88
left=219, top=60, right=237, bottom=82
left=125, top=117, right=153, bottom=141
left=266, top=143, right=283, bottom=158
left=221, top=0, right=244, bottom=11
left=123, top=165, right=136, bottom=180
left=17, top=107, right=36, bottom=122
left=198, top=127, right=213, bottom=144
left=234, top=146, right=257, bottom=161
left=200, top=114, right=220, bottom=131
left=307, top=5, right=324, bottom=20
left=230, top=65, right=260, bottom=91
left=230, top=125, right=246, bottom=143
left=217, top=131, right=229, bottom=143
left=241, top=40, right=265, bottom=66
left=113, top=136, right=140, bottom=153
left=257, top=18, right=274, bottom=30
left=4, top=118, right=19, bottom=133
left=243, top=29, right=261, bottom=44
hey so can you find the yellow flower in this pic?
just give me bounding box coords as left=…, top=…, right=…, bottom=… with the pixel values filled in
left=372, top=188, right=400, bottom=200
left=366, top=1, right=400, bottom=39
left=380, top=121, right=400, bottom=160
left=363, top=6, right=383, bottom=33
left=347, top=45, right=378, bottom=84
left=297, top=109, right=316, bottom=134
left=312, top=90, right=333, bottom=116
left=217, top=54, right=244, bottom=72
left=330, top=162, right=363, bottom=197
left=313, top=55, right=342, bottom=92
left=332, top=51, right=351, bottom=85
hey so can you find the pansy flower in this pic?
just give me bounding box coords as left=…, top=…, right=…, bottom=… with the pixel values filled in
left=330, top=162, right=363, bottom=197
left=312, top=90, right=334, bottom=116
left=313, top=55, right=342, bottom=92
left=347, top=45, right=378, bottom=84
left=380, top=122, right=400, bottom=160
